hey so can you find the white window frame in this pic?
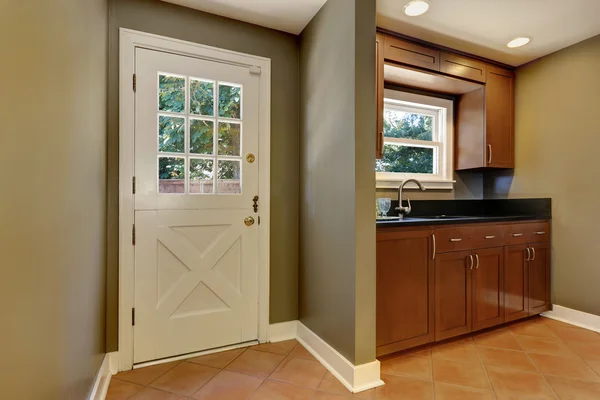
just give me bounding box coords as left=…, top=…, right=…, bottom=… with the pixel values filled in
left=377, top=89, right=454, bottom=190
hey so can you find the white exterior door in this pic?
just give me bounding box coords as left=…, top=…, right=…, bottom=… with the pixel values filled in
left=133, top=48, right=260, bottom=363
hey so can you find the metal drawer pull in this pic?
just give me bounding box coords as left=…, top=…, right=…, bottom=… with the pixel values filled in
left=512, top=233, right=523, bottom=237
left=536, top=231, right=546, bottom=235
left=488, top=144, right=493, bottom=164
left=450, top=238, right=463, bottom=242
left=531, top=247, right=536, bottom=261
left=475, top=254, right=480, bottom=269
left=525, top=247, right=531, bottom=261
left=468, top=255, right=474, bottom=270
left=432, top=233, right=436, bottom=260
left=485, top=235, right=496, bottom=239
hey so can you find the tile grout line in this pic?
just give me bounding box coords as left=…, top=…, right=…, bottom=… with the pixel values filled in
left=188, top=348, right=250, bottom=399
left=509, top=320, right=561, bottom=400
left=473, top=340, right=496, bottom=395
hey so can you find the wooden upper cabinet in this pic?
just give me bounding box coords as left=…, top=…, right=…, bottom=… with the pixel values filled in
left=376, top=34, right=385, bottom=159
left=529, top=242, right=551, bottom=315
left=376, top=228, right=435, bottom=356
left=504, top=244, right=529, bottom=322
left=440, top=52, right=487, bottom=83
left=456, top=66, right=515, bottom=170
left=471, top=247, right=504, bottom=332
left=384, top=36, right=440, bottom=72
left=435, top=251, right=472, bottom=341
left=485, top=66, right=515, bottom=168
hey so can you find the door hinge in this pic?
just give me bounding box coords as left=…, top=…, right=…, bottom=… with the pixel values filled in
left=133, top=73, right=136, bottom=92
left=132, top=308, right=135, bottom=326
left=132, top=176, right=136, bottom=194
left=132, top=224, right=136, bottom=246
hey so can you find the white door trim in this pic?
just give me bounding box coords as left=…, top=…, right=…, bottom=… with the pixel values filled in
left=118, top=28, right=271, bottom=372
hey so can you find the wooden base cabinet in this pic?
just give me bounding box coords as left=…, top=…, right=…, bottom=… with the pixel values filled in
left=376, top=229, right=435, bottom=356
left=434, top=248, right=504, bottom=341
left=377, top=221, right=551, bottom=356
left=434, top=251, right=472, bottom=341
left=472, top=247, right=504, bottom=331
left=529, top=242, right=551, bottom=315
left=504, top=245, right=529, bottom=322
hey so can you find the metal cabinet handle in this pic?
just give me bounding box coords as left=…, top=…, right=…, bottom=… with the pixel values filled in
left=468, top=255, right=474, bottom=270
left=512, top=233, right=523, bottom=237
left=432, top=233, right=436, bottom=260
left=488, top=145, right=493, bottom=164
left=525, top=247, right=531, bottom=261
left=536, top=231, right=546, bottom=235
left=475, top=254, right=480, bottom=269
left=450, top=238, right=463, bottom=242
left=531, top=247, right=536, bottom=261
left=485, top=235, right=496, bottom=239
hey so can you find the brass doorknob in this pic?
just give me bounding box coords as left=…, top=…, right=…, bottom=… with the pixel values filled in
left=246, top=153, right=256, bottom=163
left=244, top=216, right=255, bottom=226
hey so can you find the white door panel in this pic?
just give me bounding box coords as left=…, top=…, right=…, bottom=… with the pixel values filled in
left=133, top=48, right=260, bottom=363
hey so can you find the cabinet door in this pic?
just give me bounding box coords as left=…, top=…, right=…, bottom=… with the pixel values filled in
left=472, top=247, right=504, bottom=331
left=435, top=251, right=472, bottom=341
left=376, top=229, right=434, bottom=356
left=529, top=242, right=551, bottom=315
left=440, top=52, right=486, bottom=83
left=376, top=34, right=384, bottom=159
left=384, top=36, right=440, bottom=72
left=504, top=245, right=529, bottom=322
left=485, top=66, right=515, bottom=168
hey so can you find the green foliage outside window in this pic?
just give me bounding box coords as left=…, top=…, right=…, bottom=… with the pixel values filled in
left=376, top=109, right=435, bottom=174
left=157, top=75, right=241, bottom=181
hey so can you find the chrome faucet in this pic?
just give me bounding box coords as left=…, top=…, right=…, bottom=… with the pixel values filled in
left=396, top=179, right=426, bottom=219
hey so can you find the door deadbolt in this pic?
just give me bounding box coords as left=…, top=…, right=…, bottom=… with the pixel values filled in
left=244, top=216, right=255, bottom=226
left=246, top=153, right=256, bottom=163
left=253, top=195, right=259, bottom=213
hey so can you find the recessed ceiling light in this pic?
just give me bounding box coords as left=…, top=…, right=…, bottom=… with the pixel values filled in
left=507, top=37, right=531, bottom=48
left=404, top=0, right=430, bottom=17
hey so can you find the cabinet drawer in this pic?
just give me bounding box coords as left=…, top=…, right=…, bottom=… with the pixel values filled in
left=440, top=52, right=486, bottom=83
left=435, top=226, right=473, bottom=253
left=384, top=36, right=440, bottom=72
left=469, top=224, right=505, bottom=249
left=506, top=222, right=550, bottom=245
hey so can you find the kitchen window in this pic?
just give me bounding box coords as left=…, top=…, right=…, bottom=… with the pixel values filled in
left=376, top=89, right=454, bottom=189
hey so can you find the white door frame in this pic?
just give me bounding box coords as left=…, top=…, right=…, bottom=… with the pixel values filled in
left=118, top=28, right=271, bottom=371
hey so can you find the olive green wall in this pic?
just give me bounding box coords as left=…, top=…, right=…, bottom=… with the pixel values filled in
left=0, top=0, right=107, bottom=398
left=484, top=34, right=600, bottom=317
left=299, top=0, right=377, bottom=365
left=106, top=0, right=300, bottom=351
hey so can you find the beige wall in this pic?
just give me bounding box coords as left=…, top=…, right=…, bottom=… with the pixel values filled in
left=485, top=34, right=600, bottom=316
left=0, top=0, right=108, bottom=398
left=376, top=170, right=483, bottom=201
left=299, top=0, right=377, bottom=365
left=106, top=0, right=300, bottom=350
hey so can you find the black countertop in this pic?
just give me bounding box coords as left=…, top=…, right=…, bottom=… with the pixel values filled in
left=377, top=198, right=551, bottom=228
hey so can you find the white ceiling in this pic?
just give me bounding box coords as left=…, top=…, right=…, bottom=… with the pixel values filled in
left=163, top=0, right=600, bottom=66
left=161, top=0, right=327, bottom=35
left=377, top=0, right=600, bottom=66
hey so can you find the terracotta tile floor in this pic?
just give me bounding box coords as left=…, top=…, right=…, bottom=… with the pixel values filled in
left=107, top=317, right=600, bottom=399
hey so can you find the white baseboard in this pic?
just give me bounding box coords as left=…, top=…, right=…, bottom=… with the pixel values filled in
left=542, top=304, right=600, bottom=333
left=89, top=352, right=118, bottom=400
left=295, top=322, right=384, bottom=394
left=268, top=321, right=298, bottom=342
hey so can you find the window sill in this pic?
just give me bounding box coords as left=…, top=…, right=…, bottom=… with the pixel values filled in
left=376, top=179, right=455, bottom=190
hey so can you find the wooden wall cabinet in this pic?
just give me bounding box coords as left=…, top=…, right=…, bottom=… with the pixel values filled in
left=377, top=221, right=550, bottom=356
left=376, top=229, right=435, bottom=356
left=376, top=33, right=515, bottom=167
left=384, top=36, right=440, bottom=72
left=376, top=33, right=384, bottom=159
left=456, top=66, right=515, bottom=169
